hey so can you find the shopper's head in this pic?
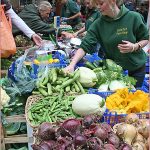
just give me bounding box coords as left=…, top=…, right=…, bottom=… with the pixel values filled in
left=93, top=0, right=123, bottom=17
left=38, top=1, right=52, bottom=20
left=60, top=0, right=68, bottom=4
left=84, top=0, right=96, bottom=9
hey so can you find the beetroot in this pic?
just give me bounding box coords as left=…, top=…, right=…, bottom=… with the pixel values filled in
left=37, top=122, right=55, bottom=140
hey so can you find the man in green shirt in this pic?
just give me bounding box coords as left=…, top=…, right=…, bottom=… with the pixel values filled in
left=13, top=1, right=55, bottom=35
left=64, top=0, right=149, bottom=87
left=61, top=0, right=81, bottom=27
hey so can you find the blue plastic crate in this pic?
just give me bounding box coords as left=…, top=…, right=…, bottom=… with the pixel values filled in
left=145, top=66, right=149, bottom=73
left=145, top=57, right=149, bottom=73
left=144, top=79, right=149, bottom=88
left=88, top=88, right=114, bottom=99
left=103, top=111, right=150, bottom=126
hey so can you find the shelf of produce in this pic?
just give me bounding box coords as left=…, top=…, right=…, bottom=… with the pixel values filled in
left=1, top=114, right=33, bottom=150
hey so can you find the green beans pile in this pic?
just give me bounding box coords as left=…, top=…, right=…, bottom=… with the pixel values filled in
left=33, top=68, right=86, bottom=96
left=28, top=95, right=79, bottom=126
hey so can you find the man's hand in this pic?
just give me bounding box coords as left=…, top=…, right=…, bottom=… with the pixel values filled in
left=61, top=31, right=74, bottom=39
left=32, top=34, right=42, bottom=46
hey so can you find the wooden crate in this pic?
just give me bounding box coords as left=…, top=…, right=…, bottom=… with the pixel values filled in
left=1, top=114, right=33, bottom=150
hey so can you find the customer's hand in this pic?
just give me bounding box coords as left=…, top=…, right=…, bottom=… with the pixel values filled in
left=61, top=31, right=74, bottom=39
left=63, top=64, right=75, bottom=73
left=118, top=40, right=136, bottom=53
left=61, top=17, right=68, bottom=22
left=32, top=34, right=42, bottom=46
left=73, top=32, right=78, bottom=37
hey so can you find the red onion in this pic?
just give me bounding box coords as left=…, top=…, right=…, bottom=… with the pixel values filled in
left=107, top=133, right=120, bottom=148
left=31, top=142, right=50, bottom=150
left=119, top=143, right=132, bottom=150
left=87, top=137, right=103, bottom=150
left=37, top=122, right=56, bottom=140
left=94, top=126, right=108, bottom=140
left=31, top=144, right=40, bottom=150
left=53, top=143, right=66, bottom=150
left=44, top=140, right=55, bottom=149
left=103, top=144, right=116, bottom=150
left=61, top=119, right=81, bottom=136
left=101, top=122, right=112, bottom=133
left=74, top=134, right=87, bottom=147
left=82, top=115, right=95, bottom=128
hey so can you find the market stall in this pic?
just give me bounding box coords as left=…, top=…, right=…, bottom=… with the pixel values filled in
left=0, top=4, right=150, bottom=149
left=1, top=37, right=149, bottom=149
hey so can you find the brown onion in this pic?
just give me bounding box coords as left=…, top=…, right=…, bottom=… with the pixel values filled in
left=125, top=113, right=139, bottom=124
left=145, top=136, right=149, bottom=150
left=138, top=119, right=150, bottom=139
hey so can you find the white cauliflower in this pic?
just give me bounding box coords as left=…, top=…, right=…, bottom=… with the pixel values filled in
left=0, top=87, right=10, bottom=109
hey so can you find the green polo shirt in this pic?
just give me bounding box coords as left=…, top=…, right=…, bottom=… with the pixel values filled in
left=61, top=0, right=81, bottom=26
left=80, top=5, right=149, bottom=71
